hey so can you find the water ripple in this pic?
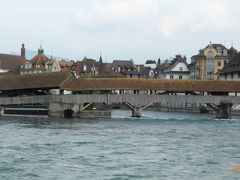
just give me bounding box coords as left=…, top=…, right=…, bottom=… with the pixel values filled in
left=0, top=111, right=240, bottom=179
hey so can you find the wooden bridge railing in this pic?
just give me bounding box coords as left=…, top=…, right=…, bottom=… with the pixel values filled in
left=0, top=94, right=240, bottom=106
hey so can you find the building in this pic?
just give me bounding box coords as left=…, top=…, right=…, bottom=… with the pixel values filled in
left=0, top=54, right=25, bottom=75
left=156, top=55, right=190, bottom=80
left=0, top=44, right=26, bottom=75
left=21, top=45, right=50, bottom=74
left=20, top=45, right=74, bottom=75
left=220, top=52, right=240, bottom=80
left=191, top=43, right=235, bottom=80
left=74, top=56, right=103, bottom=78
left=97, top=63, right=125, bottom=78
left=136, top=65, right=153, bottom=78
left=188, top=63, right=195, bottom=80
left=135, top=60, right=157, bottom=78
left=58, top=60, right=75, bottom=72
left=112, top=59, right=143, bottom=78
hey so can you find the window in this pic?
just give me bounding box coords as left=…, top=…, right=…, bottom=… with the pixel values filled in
left=179, top=75, right=183, bottom=79
left=238, top=73, right=240, bottom=79
left=207, top=51, right=214, bottom=58
left=225, top=74, right=227, bottom=80
left=179, top=67, right=183, bottom=71
left=170, top=75, right=174, bottom=79
left=223, top=50, right=227, bottom=56
left=231, top=73, right=234, bottom=79
left=83, top=65, right=87, bottom=71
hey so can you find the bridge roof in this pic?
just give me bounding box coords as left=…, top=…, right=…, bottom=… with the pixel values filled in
left=61, top=78, right=240, bottom=92
left=0, top=72, right=72, bottom=91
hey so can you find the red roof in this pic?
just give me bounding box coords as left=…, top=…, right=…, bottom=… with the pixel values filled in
left=31, top=54, right=49, bottom=64
left=0, top=53, right=26, bottom=74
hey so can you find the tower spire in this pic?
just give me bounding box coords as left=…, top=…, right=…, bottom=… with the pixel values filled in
left=21, top=43, right=26, bottom=59
left=209, top=41, right=213, bottom=48
left=99, top=49, right=103, bottom=63
left=38, top=44, right=44, bottom=55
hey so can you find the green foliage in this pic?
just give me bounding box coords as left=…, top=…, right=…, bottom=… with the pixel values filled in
left=199, top=105, right=209, bottom=113
left=79, top=73, right=94, bottom=78
left=145, top=60, right=156, bottom=64
left=84, top=103, right=97, bottom=110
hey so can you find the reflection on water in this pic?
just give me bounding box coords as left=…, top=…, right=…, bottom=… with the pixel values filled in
left=0, top=110, right=240, bottom=179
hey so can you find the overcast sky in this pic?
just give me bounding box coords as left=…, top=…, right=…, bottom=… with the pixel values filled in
left=0, top=0, right=239, bottom=63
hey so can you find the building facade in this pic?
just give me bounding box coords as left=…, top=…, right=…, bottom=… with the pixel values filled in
left=220, top=52, right=240, bottom=80
left=191, top=43, right=236, bottom=80
left=20, top=45, right=74, bottom=75
left=156, top=55, right=190, bottom=80
left=112, top=59, right=143, bottom=78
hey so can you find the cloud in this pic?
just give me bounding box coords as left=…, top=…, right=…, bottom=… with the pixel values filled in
left=159, top=0, right=235, bottom=38
left=73, top=0, right=235, bottom=39
left=73, top=0, right=159, bottom=31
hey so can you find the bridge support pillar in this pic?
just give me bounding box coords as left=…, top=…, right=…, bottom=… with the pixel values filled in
left=132, top=107, right=142, bottom=118
left=79, top=103, right=93, bottom=112
left=124, top=102, right=153, bottom=118
left=216, top=103, right=233, bottom=119
left=207, top=103, right=233, bottom=119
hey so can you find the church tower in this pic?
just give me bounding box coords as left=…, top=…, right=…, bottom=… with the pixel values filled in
left=21, top=43, right=26, bottom=59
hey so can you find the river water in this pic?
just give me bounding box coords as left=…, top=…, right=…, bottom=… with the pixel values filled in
left=0, top=110, right=240, bottom=180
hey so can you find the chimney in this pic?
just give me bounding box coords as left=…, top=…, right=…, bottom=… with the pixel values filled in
left=21, top=43, right=26, bottom=59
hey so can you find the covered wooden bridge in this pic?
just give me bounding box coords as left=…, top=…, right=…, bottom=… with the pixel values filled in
left=0, top=71, right=240, bottom=94
left=0, top=72, right=240, bottom=118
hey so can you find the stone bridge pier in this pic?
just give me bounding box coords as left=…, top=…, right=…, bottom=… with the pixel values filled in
left=48, top=103, right=81, bottom=118
left=48, top=102, right=97, bottom=118
left=216, top=103, right=233, bottom=119
left=207, top=103, right=233, bottom=119
left=124, top=102, right=153, bottom=117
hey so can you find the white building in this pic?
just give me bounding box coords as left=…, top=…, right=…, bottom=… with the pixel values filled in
left=156, top=55, right=190, bottom=80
